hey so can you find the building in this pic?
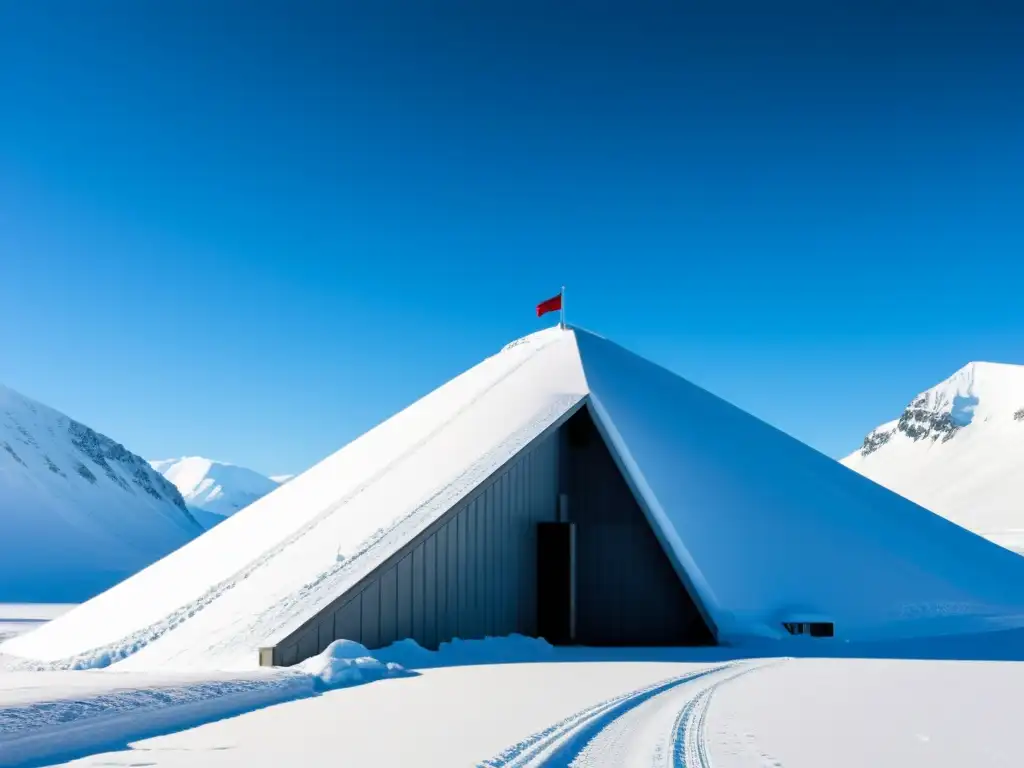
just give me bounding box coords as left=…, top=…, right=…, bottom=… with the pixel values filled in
left=258, top=326, right=1024, bottom=666
left=8, top=325, right=1024, bottom=671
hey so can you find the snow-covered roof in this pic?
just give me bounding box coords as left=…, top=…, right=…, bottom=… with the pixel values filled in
left=577, top=332, right=1024, bottom=643
left=2, top=327, right=587, bottom=669
left=7, top=326, right=1024, bottom=670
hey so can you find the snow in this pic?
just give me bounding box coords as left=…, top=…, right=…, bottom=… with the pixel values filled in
left=150, top=457, right=282, bottom=520
left=42, top=649, right=1024, bottom=767
left=0, top=669, right=314, bottom=767
left=0, top=383, right=202, bottom=603
left=48, top=656, right=732, bottom=767
left=843, top=361, right=1024, bottom=555
left=8, top=326, right=1024, bottom=674
left=0, top=637, right=692, bottom=767
left=707, top=657, right=1024, bottom=767
left=575, top=332, right=1024, bottom=643
left=6, top=633, right=1024, bottom=766
left=0, top=604, right=75, bottom=643
left=2, top=327, right=587, bottom=669
left=294, top=639, right=407, bottom=689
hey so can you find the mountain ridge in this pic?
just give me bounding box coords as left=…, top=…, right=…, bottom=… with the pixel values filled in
left=150, top=456, right=282, bottom=521
left=0, top=382, right=203, bottom=602
left=843, top=360, right=1024, bottom=554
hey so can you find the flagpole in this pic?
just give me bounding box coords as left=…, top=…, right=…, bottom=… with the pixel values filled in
left=560, top=286, right=565, bottom=330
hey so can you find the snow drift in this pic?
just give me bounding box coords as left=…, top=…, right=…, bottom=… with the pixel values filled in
left=7, top=327, right=1024, bottom=671
left=0, top=383, right=203, bottom=602
left=843, top=361, right=1024, bottom=555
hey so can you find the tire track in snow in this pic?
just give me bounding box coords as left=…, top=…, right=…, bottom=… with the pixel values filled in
left=11, top=335, right=572, bottom=671
left=670, top=661, right=780, bottom=768
left=477, top=664, right=734, bottom=768
left=479, top=661, right=777, bottom=768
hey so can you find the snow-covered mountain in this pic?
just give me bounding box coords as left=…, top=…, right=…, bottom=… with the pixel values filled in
left=842, top=361, right=1024, bottom=554
left=0, top=383, right=204, bottom=602
left=150, top=457, right=281, bottom=524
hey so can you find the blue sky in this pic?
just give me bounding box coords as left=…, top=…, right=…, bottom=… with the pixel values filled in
left=2, top=3, right=1023, bottom=476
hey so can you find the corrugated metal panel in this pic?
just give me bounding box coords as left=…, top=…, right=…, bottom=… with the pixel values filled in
left=268, top=425, right=564, bottom=664
left=396, top=553, right=413, bottom=641
left=458, top=507, right=468, bottom=638
left=379, top=567, right=398, bottom=647
left=564, top=408, right=713, bottom=646
left=360, top=581, right=380, bottom=649
left=412, top=544, right=425, bottom=641
left=423, top=535, right=437, bottom=649
left=445, top=519, right=458, bottom=642
left=335, top=597, right=361, bottom=643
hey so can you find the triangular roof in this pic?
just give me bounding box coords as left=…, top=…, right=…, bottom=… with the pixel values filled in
left=7, top=326, right=1024, bottom=669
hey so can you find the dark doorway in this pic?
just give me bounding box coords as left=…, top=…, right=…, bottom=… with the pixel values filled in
left=536, top=522, right=576, bottom=644
left=559, top=406, right=715, bottom=646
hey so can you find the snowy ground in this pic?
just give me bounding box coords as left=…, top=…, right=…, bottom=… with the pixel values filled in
left=27, top=651, right=1023, bottom=768
left=4, top=629, right=1024, bottom=766
left=708, top=657, right=1024, bottom=768
left=0, top=606, right=75, bottom=643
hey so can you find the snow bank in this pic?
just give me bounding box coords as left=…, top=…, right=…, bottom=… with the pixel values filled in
left=376, top=634, right=556, bottom=669
left=294, top=639, right=409, bottom=690
left=0, top=671, right=314, bottom=767
left=0, top=636, right=557, bottom=765
left=293, top=635, right=556, bottom=690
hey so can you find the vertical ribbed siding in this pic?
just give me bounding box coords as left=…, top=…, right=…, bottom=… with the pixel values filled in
left=563, top=408, right=714, bottom=646
left=271, top=429, right=561, bottom=665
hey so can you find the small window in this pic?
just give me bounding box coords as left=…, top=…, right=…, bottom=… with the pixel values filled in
left=783, top=621, right=834, bottom=638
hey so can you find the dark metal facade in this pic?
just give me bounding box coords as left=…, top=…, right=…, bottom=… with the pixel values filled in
left=266, top=422, right=563, bottom=666
left=263, top=401, right=715, bottom=667
left=561, top=408, right=714, bottom=646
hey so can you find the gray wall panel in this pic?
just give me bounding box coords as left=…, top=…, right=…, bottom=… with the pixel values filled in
left=270, top=425, right=564, bottom=664
left=457, top=509, right=468, bottom=638
left=379, top=567, right=397, bottom=647
left=475, top=497, right=486, bottom=636
left=335, top=597, right=362, bottom=643
left=361, top=581, right=380, bottom=649
left=497, top=475, right=509, bottom=635
left=396, top=554, right=413, bottom=641
left=318, top=615, right=333, bottom=653
left=464, top=502, right=476, bottom=639
left=423, top=536, right=437, bottom=649
left=412, top=544, right=425, bottom=642
left=564, top=408, right=713, bottom=646
left=446, top=519, right=458, bottom=643
left=281, top=643, right=297, bottom=666
left=298, top=629, right=318, bottom=661
left=436, top=522, right=449, bottom=644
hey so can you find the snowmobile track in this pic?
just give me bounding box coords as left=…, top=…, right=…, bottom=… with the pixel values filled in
left=479, top=660, right=775, bottom=768
left=669, top=662, right=772, bottom=767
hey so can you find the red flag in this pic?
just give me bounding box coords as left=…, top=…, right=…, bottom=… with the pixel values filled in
left=536, top=292, right=562, bottom=317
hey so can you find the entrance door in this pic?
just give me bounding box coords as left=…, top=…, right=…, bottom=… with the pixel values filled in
left=536, top=522, right=575, bottom=644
